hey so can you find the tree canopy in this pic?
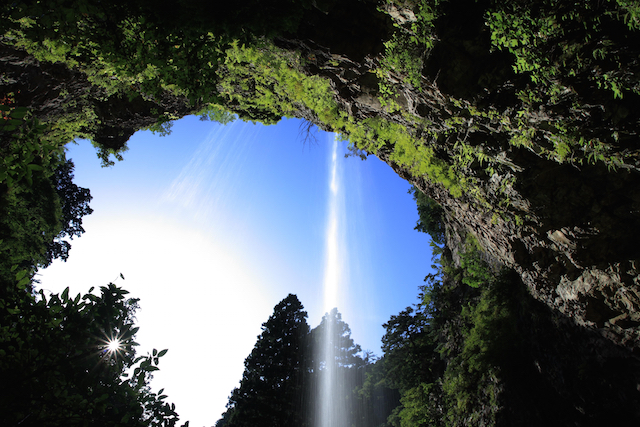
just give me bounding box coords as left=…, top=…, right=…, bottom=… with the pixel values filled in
left=0, top=281, right=185, bottom=427
left=222, top=294, right=309, bottom=427
left=216, top=299, right=398, bottom=427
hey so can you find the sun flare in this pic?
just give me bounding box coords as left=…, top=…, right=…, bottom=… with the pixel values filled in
left=107, top=338, right=121, bottom=352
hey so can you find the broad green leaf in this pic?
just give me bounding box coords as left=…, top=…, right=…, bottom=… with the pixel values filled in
left=17, top=277, right=29, bottom=290
left=121, top=326, right=139, bottom=340
left=10, top=107, right=28, bottom=119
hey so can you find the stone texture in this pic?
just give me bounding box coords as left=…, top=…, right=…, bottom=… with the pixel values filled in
left=280, top=3, right=640, bottom=356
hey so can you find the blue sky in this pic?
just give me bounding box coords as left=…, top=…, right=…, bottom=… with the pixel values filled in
left=37, top=116, right=434, bottom=427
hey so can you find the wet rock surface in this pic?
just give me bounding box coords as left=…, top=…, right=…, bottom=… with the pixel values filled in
left=281, top=4, right=640, bottom=358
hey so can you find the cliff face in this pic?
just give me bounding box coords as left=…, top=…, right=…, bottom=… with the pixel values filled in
left=0, top=43, right=193, bottom=155
left=3, top=1, right=640, bottom=425
left=2, top=0, right=639, bottom=392
left=280, top=0, right=640, bottom=356
left=429, top=264, right=640, bottom=426
left=4, top=0, right=638, bottom=354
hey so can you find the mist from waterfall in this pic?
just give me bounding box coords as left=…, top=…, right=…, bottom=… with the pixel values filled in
left=316, top=135, right=350, bottom=427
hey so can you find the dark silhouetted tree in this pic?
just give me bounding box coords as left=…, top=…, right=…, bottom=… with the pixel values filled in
left=307, top=308, right=365, bottom=427
left=43, top=159, right=93, bottom=267
left=224, top=294, right=309, bottom=427
left=0, top=282, right=184, bottom=427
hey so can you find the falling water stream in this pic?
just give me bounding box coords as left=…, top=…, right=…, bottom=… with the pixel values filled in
left=317, top=135, right=348, bottom=427
left=323, top=135, right=342, bottom=315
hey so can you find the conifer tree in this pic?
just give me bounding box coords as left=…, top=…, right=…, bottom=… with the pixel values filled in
left=307, top=308, right=365, bottom=427
left=224, top=294, right=309, bottom=427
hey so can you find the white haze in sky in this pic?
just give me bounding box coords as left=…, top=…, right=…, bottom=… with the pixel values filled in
left=37, top=117, right=433, bottom=427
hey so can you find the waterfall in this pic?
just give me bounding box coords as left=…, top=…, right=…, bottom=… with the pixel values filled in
left=317, top=135, right=348, bottom=427
left=323, top=135, right=342, bottom=312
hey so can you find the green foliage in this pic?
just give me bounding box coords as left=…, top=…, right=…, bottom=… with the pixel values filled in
left=409, top=186, right=445, bottom=245
left=223, top=294, right=309, bottom=427
left=4, top=0, right=638, bottom=206
left=384, top=228, right=640, bottom=427
left=439, top=271, right=521, bottom=426
left=215, top=40, right=466, bottom=200
left=0, top=113, right=92, bottom=282
left=433, top=234, right=493, bottom=290
left=382, top=302, right=439, bottom=396
left=381, top=264, right=447, bottom=427
left=457, top=236, right=492, bottom=289
left=376, top=0, right=445, bottom=101
left=216, top=37, right=467, bottom=199
left=90, top=138, right=131, bottom=167
left=311, top=308, right=363, bottom=369
left=379, top=34, right=423, bottom=92
left=0, top=281, right=185, bottom=427
left=0, top=118, right=67, bottom=281
left=487, top=1, right=639, bottom=100
left=219, top=41, right=339, bottom=124
left=1, top=0, right=316, bottom=105
left=219, top=298, right=388, bottom=427
left=41, top=159, right=93, bottom=266
left=343, top=118, right=464, bottom=197
left=381, top=253, right=518, bottom=427
left=395, top=383, right=442, bottom=427
left=308, top=308, right=372, bottom=427
left=0, top=97, right=180, bottom=425
left=2, top=3, right=638, bottom=426
left=4, top=0, right=473, bottom=198
left=383, top=189, right=520, bottom=425
left=470, top=0, right=640, bottom=170
left=0, top=108, right=60, bottom=187
left=356, top=359, right=401, bottom=427
left=615, top=0, right=640, bottom=29
left=196, top=104, right=236, bottom=125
